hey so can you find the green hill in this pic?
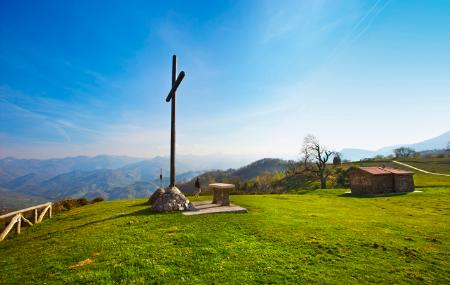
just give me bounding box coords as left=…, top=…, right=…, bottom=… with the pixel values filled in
left=179, top=158, right=289, bottom=194
left=1, top=187, right=449, bottom=284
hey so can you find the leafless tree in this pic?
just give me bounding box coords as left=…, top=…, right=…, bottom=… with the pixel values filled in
left=393, top=147, right=416, bottom=158
left=300, top=134, right=334, bottom=189
left=285, top=160, right=299, bottom=176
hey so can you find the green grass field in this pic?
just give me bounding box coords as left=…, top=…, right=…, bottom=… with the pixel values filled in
left=1, top=187, right=449, bottom=284
left=395, top=157, right=450, bottom=175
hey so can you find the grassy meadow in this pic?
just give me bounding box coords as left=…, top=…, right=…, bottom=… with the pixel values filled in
left=1, top=186, right=449, bottom=284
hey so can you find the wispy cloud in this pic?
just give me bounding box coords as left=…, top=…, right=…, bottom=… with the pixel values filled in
left=0, top=86, right=103, bottom=142
left=0, top=92, right=72, bottom=142
left=261, top=0, right=328, bottom=42
left=325, top=0, right=392, bottom=63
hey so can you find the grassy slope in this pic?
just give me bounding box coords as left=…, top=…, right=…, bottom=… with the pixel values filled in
left=395, top=157, right=450, bottom=175
left=1, top=188, right=449, bottom=284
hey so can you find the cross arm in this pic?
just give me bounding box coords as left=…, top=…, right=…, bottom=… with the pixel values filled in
left=166, top=71, right=185, bottom=102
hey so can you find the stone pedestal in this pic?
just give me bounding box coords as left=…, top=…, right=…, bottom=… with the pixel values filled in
left=209, top=183, right=234, bottom=206
left=151, top=186, right=194, bottom=212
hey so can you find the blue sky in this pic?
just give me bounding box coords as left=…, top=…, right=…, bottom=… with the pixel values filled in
left=1, top=0, right=449, bottom=159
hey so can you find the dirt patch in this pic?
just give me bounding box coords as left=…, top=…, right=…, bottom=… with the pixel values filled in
left=69, top=258, right=94, bottom=269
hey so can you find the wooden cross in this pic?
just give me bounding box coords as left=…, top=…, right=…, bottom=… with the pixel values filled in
left=165, top=55, right=185, bottom=187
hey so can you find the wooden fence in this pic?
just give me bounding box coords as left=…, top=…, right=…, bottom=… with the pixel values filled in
left=0, top=202, right=52, bottom=241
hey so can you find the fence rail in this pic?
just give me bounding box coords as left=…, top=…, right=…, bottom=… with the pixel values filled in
left=0, top=202, right=52, bottom=241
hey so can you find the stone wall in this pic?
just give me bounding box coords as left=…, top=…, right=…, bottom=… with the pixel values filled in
left=394, top=175, right=414, bottom=193
left=371, top=175, right=394, bottom=193
left=349, top=171, right=373, bottom=194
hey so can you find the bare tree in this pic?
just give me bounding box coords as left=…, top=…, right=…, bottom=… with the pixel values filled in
left=393, top=147, right=416, bottom=158
left=285, top=160, right=299, bottom=176
left=300, top=134, right=334, bottom=189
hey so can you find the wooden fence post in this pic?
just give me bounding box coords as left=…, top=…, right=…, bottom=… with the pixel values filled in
left=0, top=215, right=20, bottom=241
left=16, top=214, right=21, bottom=234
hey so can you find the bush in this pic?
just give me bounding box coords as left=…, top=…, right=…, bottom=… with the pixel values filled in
left=91, top=196, right=104, bottom=203
left=53, top=197, right=94, bottom=213
left=53, top=199, right=79, bottom=212
left=335, top=167, right=356, bottom=188
left=76, top=197, right=89, bottom=206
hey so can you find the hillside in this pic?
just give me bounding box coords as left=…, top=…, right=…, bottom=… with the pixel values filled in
left=234, top=157, right=450, bottom=194
left=179, top=158, right=289, bottom=194
left=0, top=188, right=449, bottom=284
left=0, top=187, right=47, bottom=214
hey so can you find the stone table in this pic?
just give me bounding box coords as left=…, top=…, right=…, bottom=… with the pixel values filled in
left=209, top=183, right=235, bottom=206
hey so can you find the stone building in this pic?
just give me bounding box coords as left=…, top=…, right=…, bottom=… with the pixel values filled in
left=349, top=167, right=414, bottom=194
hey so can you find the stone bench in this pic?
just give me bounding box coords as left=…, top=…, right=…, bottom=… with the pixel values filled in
left=209, top=183, right=235, bottom=206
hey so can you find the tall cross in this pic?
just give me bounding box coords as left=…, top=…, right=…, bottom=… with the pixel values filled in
left=165, top=55, right=185, bottom=187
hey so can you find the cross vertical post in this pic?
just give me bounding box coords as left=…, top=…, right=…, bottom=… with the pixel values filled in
left=165, top=55, right=185, bottom=188
left=170, top=55, right=176, bottom=187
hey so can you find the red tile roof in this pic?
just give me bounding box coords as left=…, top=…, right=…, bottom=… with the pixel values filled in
left=359, top=167, right=414, bottom=175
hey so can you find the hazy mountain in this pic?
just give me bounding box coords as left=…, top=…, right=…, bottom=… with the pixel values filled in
left=0, top=187, right=47, bottom=213
left=341, top=130, right=450, bottom=161
left=177, top=154, right=258, bottom=171
left=175, top=170, right=206, bottom=182
left=17, top=169, right=140, bottom=200
left=108, top=181, right=158, bottom=200
left=6, top=167, right=206, bottom=203
left=0, top=155, right=144, bottom=184
left=119, top=156, right=191, bottom=181
left=3, top=173, right=48, bottom=192
left=0, top=154, right=254, bottom=186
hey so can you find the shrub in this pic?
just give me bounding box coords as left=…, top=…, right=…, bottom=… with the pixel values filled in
left=53, top=199, right=79, bottom=212
left=53, top=197, right=93, bottom=213
left=335, top=166, right=356, bottom=188
left=76, top=197, right=89, bottom=206
left=91, top=196, right=104, bottom=203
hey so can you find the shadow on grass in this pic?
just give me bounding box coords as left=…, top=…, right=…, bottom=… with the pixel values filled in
left=339, top=192, right=408, bottom=198
left=29, top=207, right=179, bottom=240
left=284, top=189, right=318, bottom=195
left=127, top=202, right=148, bottom=207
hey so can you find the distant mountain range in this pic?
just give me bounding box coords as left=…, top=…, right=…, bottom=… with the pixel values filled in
left=341, top=130, right=450, bottom=161
left=0, top=155, right=281, bottom=211
left=0, top=154, right=249, bottom=211
left=0, top=155, right=143, bottom=185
